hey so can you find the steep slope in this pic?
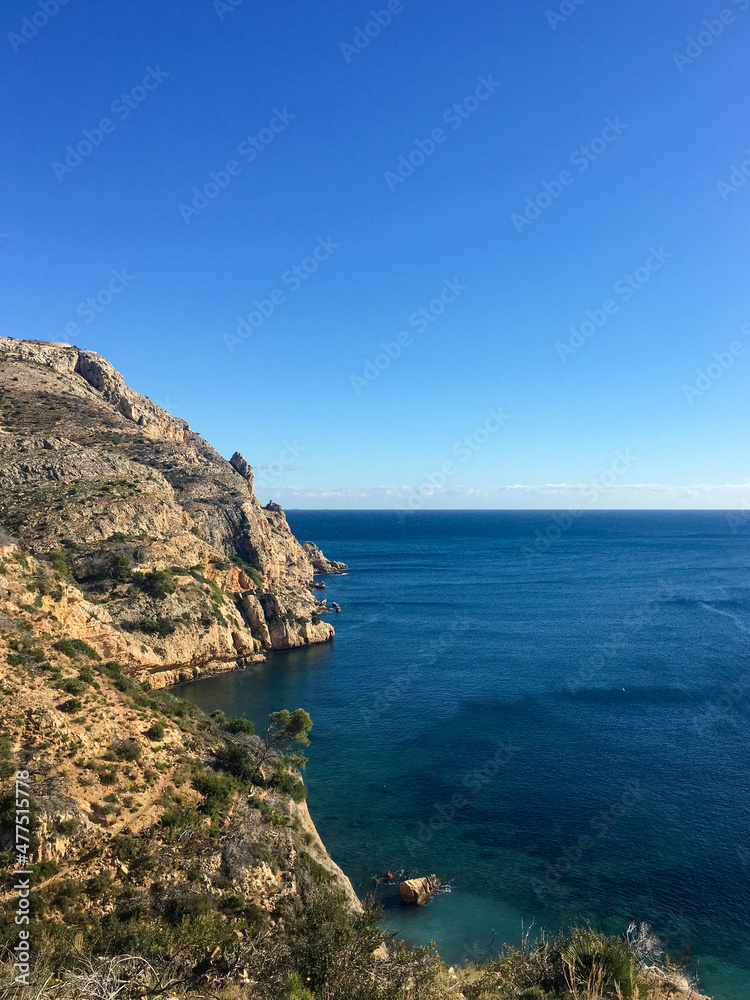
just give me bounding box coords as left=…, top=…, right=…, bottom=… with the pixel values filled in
left=0, top=338, right=343, bottom=686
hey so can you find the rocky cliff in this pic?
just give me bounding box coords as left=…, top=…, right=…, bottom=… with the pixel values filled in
left=0, top=337, right=345, bottom=687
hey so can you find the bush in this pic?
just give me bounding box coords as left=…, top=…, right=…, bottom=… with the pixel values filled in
left=110, top=554, right=132, bottom=581
left=122, top=617, right=176, bottom=638
left=47, top=550, right=74, bottom=580
left=145, top=722, right=165, bottom=741
left=112, top=835, right=141, bottom=863
left=193, top=769, right=236, bottom=819
left=281, top=972, right=315, bottom=1000
left=215, top=742, right=257, bottom=785
left=86, top=870, right=114, bottom=899
left=0, top=737, right=13, bottom=780
left=114, top=739, right=142, bottom=762
left=59, top=678, right=86, bottom=696
left=224, top=716, right=255, bottom=735
left=163, top=892, right=216, bottom=926
left=59, top=698, right=83, bottom=714
left=272, top=768, right=308, bottom=802
left=132, top=570, right=176, bottom=600
left=53, top=638, right=101, bottom=661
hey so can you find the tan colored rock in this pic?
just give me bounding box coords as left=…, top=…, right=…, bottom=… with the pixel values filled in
left=302, top=540, right=348, bottom=575
left=399, top=874, right=439, bottom=906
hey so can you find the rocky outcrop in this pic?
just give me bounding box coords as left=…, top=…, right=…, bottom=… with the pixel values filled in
left=0, top=337, right=342, bottom=684
left=303, top=540, right=348, bottom=575
left=230, top=450, right=254, bottom=492
left=400, top=875, right=439, bottom=906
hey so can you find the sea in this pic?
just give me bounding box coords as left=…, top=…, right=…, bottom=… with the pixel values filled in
left=175, top=510, right=750, bottom=1000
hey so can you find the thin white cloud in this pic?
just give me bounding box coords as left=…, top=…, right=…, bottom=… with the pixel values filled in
left=265, top=482, right=750, bottom=498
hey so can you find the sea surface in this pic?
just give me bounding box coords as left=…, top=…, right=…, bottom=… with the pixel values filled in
left=175, top=510, right=750, bottom=1000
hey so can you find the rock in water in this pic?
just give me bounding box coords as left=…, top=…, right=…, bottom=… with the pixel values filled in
left=399, top=875, right=439, bottom=906
left=302, top=540, right=348, bottom=574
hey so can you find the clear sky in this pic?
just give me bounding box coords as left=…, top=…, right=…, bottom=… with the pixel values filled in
left=2, top=0, right=749, bottom=508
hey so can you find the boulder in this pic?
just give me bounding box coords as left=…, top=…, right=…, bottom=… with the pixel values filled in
left=302, top=540, right=348, bottom=575
left=399, top=875, right=438, bottom=906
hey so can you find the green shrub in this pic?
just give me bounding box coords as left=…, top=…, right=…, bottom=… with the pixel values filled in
left=145, top=722, right=165, bottom=741
left=132, top=570, right=176, bottom=599
left=272, top=769, right=308, bottom=802
left=47, top=550, right=74, bottom=581
left=163, top=892, right=215, bottom=926
left=122, top=617, right=176, bottom=638
left=192, top=769, right=236, bottom=820
left=0, top=737, right=14, bottom=780
left=110, top=554, right=132, bottom=581
left=280, top=972, right=315, bottom=999
left=53, top=638, right=101, bottom=661
left=59, top=698, right=83, bottom=714
left=113, top=738, right=142, bottom=762
left=86, top=870, right=114, bottom=899
left=224, top=715, right=255, bottom=735
left=215, top=742, right=256, bottom=784
left=31, top=859, right=61, bottom=881
left=59, top=677, right=86, bottom=696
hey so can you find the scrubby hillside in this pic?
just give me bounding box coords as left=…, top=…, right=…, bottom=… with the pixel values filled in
left=0, top=338, right=341, bottom=686
left=0, top=583, right=418, bottom=997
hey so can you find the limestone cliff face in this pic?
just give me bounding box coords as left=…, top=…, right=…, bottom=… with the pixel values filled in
left=0, top=337, right=342, bottom=685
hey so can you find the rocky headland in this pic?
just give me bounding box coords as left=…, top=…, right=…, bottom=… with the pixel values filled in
left=0, top=337, right=344, bottom=689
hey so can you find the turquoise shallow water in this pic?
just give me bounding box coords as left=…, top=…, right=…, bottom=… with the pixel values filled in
left=175, top=510, right=750, bottom=1000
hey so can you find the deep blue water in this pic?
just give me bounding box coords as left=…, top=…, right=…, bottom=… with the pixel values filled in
left=175, top=511, right=750, bottom=1000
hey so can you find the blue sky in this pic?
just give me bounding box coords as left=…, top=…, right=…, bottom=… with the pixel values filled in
left=2, top=0, right=749, bottom=508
